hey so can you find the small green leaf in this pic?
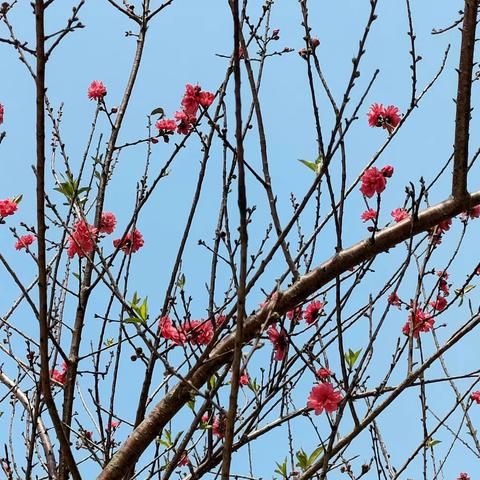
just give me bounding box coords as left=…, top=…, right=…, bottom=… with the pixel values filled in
left=274, top=458, right=288, bottom=479
left=209, top=375, right=216, bottom=389
left=308, top=446, right=324, bottom=464
left=177, top=273, right=186, bottom=290
left=426, top=439, right=441, bottom=447
left=455, top=284, right=475, bottom=306
left=13, top=194, right=23, bottom=204
left=104, top=338, right=114, bottom=347
left=295, top=449, right=309, bottom=470
left=298, top=156, right=323, bottom=175
left=345, top=348, right=362, bottom=368
left=125, top=317, right=144, bottom=324
left=72, top=272, right=80, bottom=280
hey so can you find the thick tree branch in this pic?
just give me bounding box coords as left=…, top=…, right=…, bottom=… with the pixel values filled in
left=97, top=192, right=480, bottom=480
left=452, top=0, right=478, bottom=198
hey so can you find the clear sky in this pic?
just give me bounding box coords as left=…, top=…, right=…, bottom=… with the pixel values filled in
left=0, top=1, right=479, bottom=478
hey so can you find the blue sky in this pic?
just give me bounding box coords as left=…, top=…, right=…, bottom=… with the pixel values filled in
left=0, top=1, right=479, bottom=478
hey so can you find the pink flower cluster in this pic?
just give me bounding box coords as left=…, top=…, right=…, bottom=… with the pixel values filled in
left=66, top=213, right=140, bottom=258
left=15, top=234, right=35, bottom=251
left=88, top=80, right=107, bottom=101
left=67, top=219, right=98, bottom=258
left=267, top=323, right=289, bottom=361
left=155, top=84, right=215, bottom=137
left=51, top=361, right=68, bottom=385
left=159, top=316, right=225, bottom=346
left=202, top=414, right=226, bottom=438
left=391, top=208, right=409, bottom=223
left=307, top=382, right=343, bottom=415
left=471, top=391, right=480, bottom=404
left=460, top=205, right=480, bottom=221
left=0, top=198, right=18, bottom=217
left=113, top=229, right=144, bottom=254
left=367, top=103, right=401, bottom=134
left=285, top=300, right=324, bottom=325
left=360, top=165, right=393, bottom=198
left=428, top=218, right=452, bottom=245
left=402, top=308, right=434, bottom=338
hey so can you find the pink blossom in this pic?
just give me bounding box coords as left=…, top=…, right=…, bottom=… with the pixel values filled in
left=267, top=323, right=289, bottom=361
left=107, top=421, right=120, bottom=431
left=155, top=119, right=177, bottom=133
left=381, top=165, right=394, bottom=178
left=360, top=167, right=386, bottom=198
left=304, top=300, right=324, bottom=325
left=367, top=103, right=384, bottom=127
left=239, top=373, right=249, bottom=386
left=175, top=110, right=195, bottom=135
left=367, top=104, right=401, bottom=133
left=457, top=474, right=471, bottom=480
left=316, top=367, right=332, bottom=380
left=286, top=306, right=303, bottom=322
left=310, top=38, right=320, bottom=48
left=113, top=229, right=144, bottom=254
left=361, top=208, right=377, bottom=223
left=382, top=105, right=401, bottom=131
left=436, top=270, right=450, bottom=296
left=0, top=198, right=18, bottom=217
left=87, top=80, right=107, bottom=100
left=307, top=382, right=343, bottom=415
left=181, top=84, right=201, bottom=116
left=212, top=415, right=226, bottom=438
left=99, top=212, right=116, bottom=235
left=182, top=319, right=213, bottom=345
left=67, top=220, right=97, bottom=258
left=391, top=208, right=409, bottom=222
left=470, top=391, right=480, bottom=404
left=0, top=103, right=4, bottom=124
left=158, top=316, right=186, bottom=345
left=387, top=292, right=401, bottom=308
left=436, top=219, right=452, bottom=234
left=51, top=362, right=68, bottom=386
left=402, top=309, right=434, bottom=338
left=15, top=234, right=35, bottom=251
left=460, top=205, right=480, bottom=220
left=430, top=295, right=447, bottom=311
left=198, top=91, right=215, bottom=108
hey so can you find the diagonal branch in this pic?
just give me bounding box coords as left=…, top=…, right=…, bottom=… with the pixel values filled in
left=97, top=191, right=480, bottom=480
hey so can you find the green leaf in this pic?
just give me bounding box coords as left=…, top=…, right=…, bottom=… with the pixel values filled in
left=72, top=272, right=80, bottom=280
left=248, top=379, right=260, bottom=393
left=345, top=348, right=362, bottom=368
left=295, top=449, right=309, bottom=470
left=187, top=398, right=195, bottom=411
left=104, top=338, right=114, bottom=347
left=209, top=375, right=216, bottom=389
left=426, top=439, right=441, bottom=447
left=151, top=107, right=165, bottom=117
left=455, top=284, right=475, bottom=306
left=177, top=273, right=186, bottom=290
left=298, top=156, right=323, bottom=175
left=13, top=194, right=23, bottom=204
left=274, top=458, right=288, bottom=479
left=125, top=317, right=144, bottom=324
left=308, top=446, right=324, bottom=464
